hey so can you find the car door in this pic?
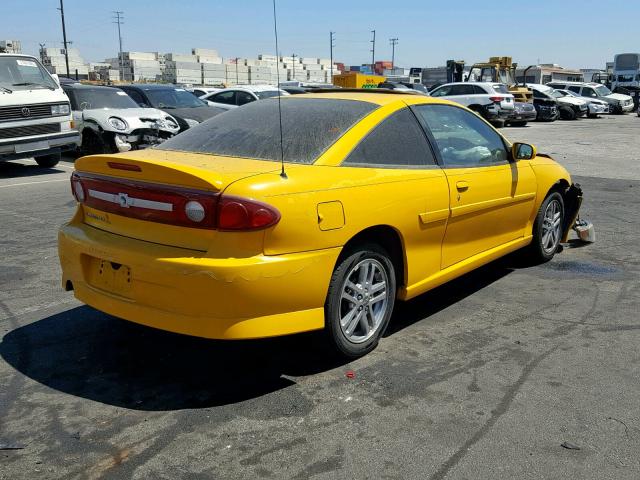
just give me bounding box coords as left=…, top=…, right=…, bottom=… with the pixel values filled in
left=340, top=107, right=450, bottom=288
left=413, top=104, right=537, bottom=269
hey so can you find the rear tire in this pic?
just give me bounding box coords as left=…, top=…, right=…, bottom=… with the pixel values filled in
left=526, top=191, right=565, bottom=263
left=34, top=153, right=60, bottom=168
left=509, top=121, right=527, bottom=127
left=325, top=244, right=396, bottom=358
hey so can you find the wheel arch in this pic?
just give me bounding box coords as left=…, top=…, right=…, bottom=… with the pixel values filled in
left=338, top=225, right=406, bottom=289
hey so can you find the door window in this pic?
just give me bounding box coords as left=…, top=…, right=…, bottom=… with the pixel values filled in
left=581, top=87, right=597, bottom=98
left=236, top=91, right=255, bottom=106
left=211, top=91, right=236, bottom=105
left=343, top=108, right=436, bottom=168
left=123, top=89, right=146, bottom=106
left=413, top=104, right=508, bottom=168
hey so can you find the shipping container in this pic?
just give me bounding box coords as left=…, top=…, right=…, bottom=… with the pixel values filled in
left=333, top=72, right=385, bottom=88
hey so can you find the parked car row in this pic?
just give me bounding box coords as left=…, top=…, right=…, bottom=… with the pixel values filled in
left=425, top=78, right=634, bottom=126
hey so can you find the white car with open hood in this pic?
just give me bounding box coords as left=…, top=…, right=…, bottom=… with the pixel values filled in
left=0, top=53, right=79, bottom=167
left=62, top=83, right=180, bottom=155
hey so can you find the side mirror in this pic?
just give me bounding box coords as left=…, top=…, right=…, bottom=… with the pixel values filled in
left=51, top=73, right=60, bottom=87
left=512, top=142, right=537, bottom=161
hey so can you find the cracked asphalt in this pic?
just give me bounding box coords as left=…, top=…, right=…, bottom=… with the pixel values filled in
left=1, top=114, right=639, bottom=479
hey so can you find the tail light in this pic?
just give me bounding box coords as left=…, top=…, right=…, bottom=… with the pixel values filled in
left=70, top=172, right=280, bottom=231
left=489, top=96, right=504, bottom=103
left=217, top=195, right=281, bottom=231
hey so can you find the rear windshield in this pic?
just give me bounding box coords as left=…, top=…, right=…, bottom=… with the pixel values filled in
left=255, top=90, right=284, bottom=100
left=158, top=98, right=377, bottom=164
left=492, top=84, right=510, bottom=94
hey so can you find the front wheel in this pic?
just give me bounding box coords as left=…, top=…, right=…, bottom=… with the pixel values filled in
left=559, top=106, right=576, bottom=120
left=325, top=245, right=396, bottom=358
left=34, top=153, right=60, bottom=168
left=527, top=192, right=565, bottom=263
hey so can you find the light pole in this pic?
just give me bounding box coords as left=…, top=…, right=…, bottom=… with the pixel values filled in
left=390, top=38, right=398, bottom=69
left=57, top=0, right=70, bottom=77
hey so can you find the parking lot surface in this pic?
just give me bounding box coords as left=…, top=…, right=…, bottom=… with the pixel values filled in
left=1, top=115, right=639, bottom=479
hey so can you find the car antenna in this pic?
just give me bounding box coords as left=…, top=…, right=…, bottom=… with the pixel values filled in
left=272, top=0, right=287, bottom=179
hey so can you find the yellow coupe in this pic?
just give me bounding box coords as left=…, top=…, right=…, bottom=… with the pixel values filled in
left=58, top=91, right=585, bottom=357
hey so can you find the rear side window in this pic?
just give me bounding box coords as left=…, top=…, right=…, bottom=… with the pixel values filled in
left=158, top=98, right=377, bottom=164
left=449, top=84, right=476, bottom=95
left=567, top=86, right=581, bottom=94
left=342, top=108, right=436, bottom=169
left=211, top=91, right=236, bottom=105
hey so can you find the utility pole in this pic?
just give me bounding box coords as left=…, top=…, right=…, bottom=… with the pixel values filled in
left=57, top=0, right=70, bottom=78
left=38, top=43, right=46, bottom=62
left=329, top=31, right=335, bottom=82
left=112, top=11, right=124, bottom=81
left=235, top=57, right=239, bottom=84
left=389, top=37, right=398, bottom=69
left=370, top=30, right=376, bottom=73
left=292, top=53, right=297, bottom=79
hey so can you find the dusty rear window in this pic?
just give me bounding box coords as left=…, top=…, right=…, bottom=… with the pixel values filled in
left=157, top=98, right=377, bottom=164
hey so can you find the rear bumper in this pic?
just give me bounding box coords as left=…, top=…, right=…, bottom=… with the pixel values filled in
left=507, top=110, right=537, bottom=122
left=58, top=220, right=340, bottom=339
left=0, top=132, right=80, bottom=161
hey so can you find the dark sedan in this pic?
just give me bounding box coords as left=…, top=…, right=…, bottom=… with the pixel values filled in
left=113, top=84, right=225, bottom=131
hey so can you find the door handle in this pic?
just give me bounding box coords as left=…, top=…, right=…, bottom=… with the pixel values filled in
left=456, top=181, right=470, bottom=191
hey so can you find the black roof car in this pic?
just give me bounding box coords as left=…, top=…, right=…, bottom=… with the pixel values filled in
left=112, top=84, right=225, bottom=131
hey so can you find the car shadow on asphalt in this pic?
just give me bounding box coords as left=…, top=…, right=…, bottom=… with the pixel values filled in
left=0, top=253, right=528, bottom=411
left=385, top=253, right=520, bottom=336
left=0, top=161, right=67, bottom=178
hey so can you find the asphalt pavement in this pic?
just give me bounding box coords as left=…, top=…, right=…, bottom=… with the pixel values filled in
left=1, top=115, right=639, bottom=479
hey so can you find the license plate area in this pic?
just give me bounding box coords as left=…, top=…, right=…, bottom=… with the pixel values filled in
left=84, top=255, right=132, bottom=297
left=15, top=140, right=50, bottom=153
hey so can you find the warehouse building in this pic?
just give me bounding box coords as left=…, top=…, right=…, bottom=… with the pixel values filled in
left=514, top=64, right=584, bottom=84
left=0, top=40, right=22, bottom=54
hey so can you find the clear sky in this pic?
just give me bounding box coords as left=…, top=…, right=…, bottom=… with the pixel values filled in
left=2, top=0, right=636, bottom=69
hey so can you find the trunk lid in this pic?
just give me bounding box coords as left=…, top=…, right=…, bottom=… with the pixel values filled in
left=74, top=149, right=280, bottom=251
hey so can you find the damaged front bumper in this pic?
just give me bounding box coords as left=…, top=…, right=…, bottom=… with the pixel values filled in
left=562, top=183, right=595, bottom=243
left=112, top=128, right=176, bottom=153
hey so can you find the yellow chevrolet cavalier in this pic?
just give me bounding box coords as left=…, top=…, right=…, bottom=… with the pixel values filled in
left=58, top=91, right=585, bottom=357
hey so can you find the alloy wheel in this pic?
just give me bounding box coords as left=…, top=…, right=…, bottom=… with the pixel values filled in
left=339, top=259, right=389, bottom=344
left=542, top=199, right=563, bottom=254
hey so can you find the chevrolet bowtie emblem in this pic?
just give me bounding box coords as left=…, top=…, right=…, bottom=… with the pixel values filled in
left=118, top=193, right=130, bottom=208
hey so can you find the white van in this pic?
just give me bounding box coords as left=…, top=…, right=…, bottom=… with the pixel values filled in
left=0, top=53, right=79, bottom=167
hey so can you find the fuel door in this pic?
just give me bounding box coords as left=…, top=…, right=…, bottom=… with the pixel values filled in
left=317, top=201, right=345, bottom=231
